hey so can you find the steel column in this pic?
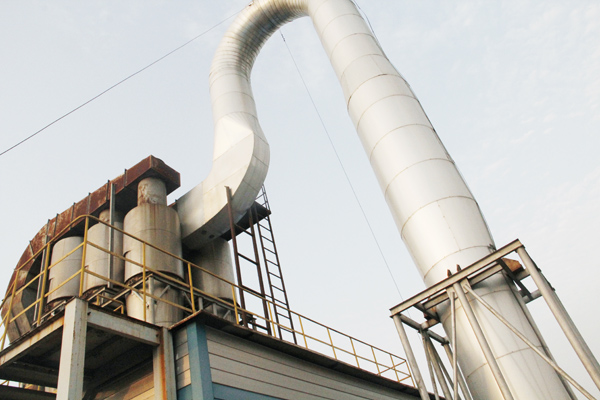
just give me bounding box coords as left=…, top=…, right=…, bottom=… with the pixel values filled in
left=506, top=272, right=577, bottom=400
left=186, top=321, right=214, bottom=399
left=107, top=182, right=116, bottom=288
left=449, top=290, right=460, bottom=400
left=153, top=327, right=177, bottom=400
left=392, top=315, right=431, bottom=400
left=517, top=246, right=600, bottom=392
left=452, top=282, right=515, bottom=400
left=442, top=343, right=473, bottom=400
left=57, top=298, right=88, bottom=400
left=423, top=332, right=453, bottom=400
left=463, top=284, right=596, bottom=400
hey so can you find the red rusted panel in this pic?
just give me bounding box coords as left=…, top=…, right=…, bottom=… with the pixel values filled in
left=111, top=174, right=125, bottom=194
left=73, top=197, right=89, bottom=221
left=55, top=207, right=73, bottom=238
left=88, top=185, right=108, bottom=215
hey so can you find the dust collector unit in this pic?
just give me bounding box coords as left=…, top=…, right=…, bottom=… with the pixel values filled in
left=123, top=177, right=184, bottom=327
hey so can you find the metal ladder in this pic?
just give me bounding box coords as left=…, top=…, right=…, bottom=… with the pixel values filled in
left=225, top=186, right=296, bottom=343
left=254, top=187, right=297, bottom=344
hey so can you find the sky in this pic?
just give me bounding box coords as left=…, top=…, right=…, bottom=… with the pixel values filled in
left=0, top=0, right=599, bottom=397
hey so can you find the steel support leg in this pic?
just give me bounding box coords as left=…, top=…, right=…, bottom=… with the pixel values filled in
left=442, top=343, right=473, bottom=400
left=187, top=321, right=215, bottom=399
left=423, top=332, right=453, bottom=400
left=463, top=283, right=596, bottom=399
left=153, top=327, right=177, bottom=400
left=452, top=282, right=515, bottom=400
left=517, top=247, right=600, bottom=392
left=393, top=315, right=431, bottom=400
left=57, top=298, right=88, bottom=400
left=506, top=271, right=577, bottom=400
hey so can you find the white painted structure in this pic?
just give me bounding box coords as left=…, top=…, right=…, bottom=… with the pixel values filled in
left=174, top=0, right=570, bottom=398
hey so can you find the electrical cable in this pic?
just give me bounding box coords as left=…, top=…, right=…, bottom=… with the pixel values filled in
left=0, top=6, right=246, bottom=158
left=279, top=31, right=406, bottom=303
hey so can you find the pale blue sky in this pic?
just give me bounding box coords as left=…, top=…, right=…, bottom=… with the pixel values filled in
left=0, top=1, right=598, bottom=397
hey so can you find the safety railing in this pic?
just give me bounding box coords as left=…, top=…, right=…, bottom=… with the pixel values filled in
left=0, top=215, right=412, bottom=385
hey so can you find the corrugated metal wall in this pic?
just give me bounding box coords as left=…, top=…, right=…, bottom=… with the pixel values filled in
left=93, top=362, right=154, bottom=400
left=175, top=325, right=415, bottom=400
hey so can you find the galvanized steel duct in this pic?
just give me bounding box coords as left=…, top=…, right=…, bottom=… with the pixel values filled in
left=175, top=0, right=568, bottom=398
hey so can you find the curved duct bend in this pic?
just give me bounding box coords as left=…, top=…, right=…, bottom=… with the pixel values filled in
left=175, top=1, right=569, bottom=399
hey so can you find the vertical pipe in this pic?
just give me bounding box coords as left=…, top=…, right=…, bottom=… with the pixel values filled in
left=452, top=282, right=514, bottom=400
left=393, top=315, right=431, bottom=400
left=517, top=247, right=600, bottom=391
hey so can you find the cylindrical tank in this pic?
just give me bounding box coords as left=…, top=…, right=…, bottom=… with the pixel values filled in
left=123, top=177, right=183, bottom=327
left=83, top=209, right=124, bottom=293
left=47, top=236, right=83, bottom=306
left=187, top=237, right=235, bottom=321
left=123, top=178, right=183, bottom=282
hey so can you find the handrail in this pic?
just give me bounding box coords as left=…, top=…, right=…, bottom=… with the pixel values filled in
left=0, top=215, right=412, bottom=384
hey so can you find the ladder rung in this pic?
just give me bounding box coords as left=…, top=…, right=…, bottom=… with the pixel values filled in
left=261, top=236, right=274, bottom=244
left=264, top=248, right=276, bottom=255
left=266, top=260, right=279, bottom=267
left=258, top=224, right=271, bottom=232
left=241, top=285, right=263, bottom=297
left=238, top=254, right=258, bottom=264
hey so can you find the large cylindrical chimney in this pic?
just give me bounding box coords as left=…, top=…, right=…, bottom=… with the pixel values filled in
left=174, top=0, right=570, bottom=398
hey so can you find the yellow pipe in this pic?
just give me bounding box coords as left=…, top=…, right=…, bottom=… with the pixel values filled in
left=187, top=262, right=196, bottom=313
left=142, top=242, right=147, bottom=323
left=37, top=243, right=50, bottom=326
left=1, top=278, right=18, bottom=350
left=231, top=285, right=239, bottom=324
left=349, top=337, right=360, bottom=368
left=78, top=216, right=90, bottom=297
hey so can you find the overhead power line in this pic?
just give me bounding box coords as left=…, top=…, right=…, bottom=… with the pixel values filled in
left=0, top=7, right=245, bottom=158
left=279, top=31, right=406, bottom=303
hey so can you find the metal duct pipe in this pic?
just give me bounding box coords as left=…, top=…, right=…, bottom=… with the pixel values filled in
left=187, top=237, right=236, bottom=321
left=175, top=1, right=569, bottom=398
